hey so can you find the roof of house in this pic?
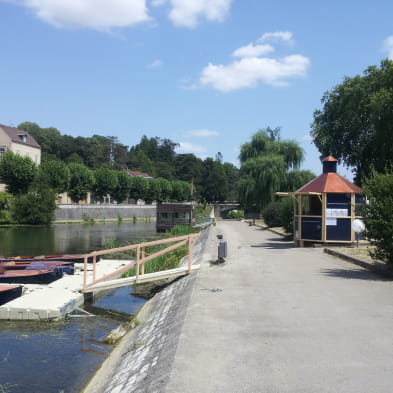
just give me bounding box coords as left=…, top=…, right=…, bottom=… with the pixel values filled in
left=126, top=169, right=153, bottom=178
left=295, top=155, right=362, bottom=194
left=0, top=124, right=41, bottom=149
left=296, top=172, right=362, bottom=194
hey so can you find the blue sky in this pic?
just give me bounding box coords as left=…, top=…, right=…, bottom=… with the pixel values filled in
left=1, top=0, right=393, bottom=179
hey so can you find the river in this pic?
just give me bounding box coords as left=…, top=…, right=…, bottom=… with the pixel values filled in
left=0, top=221, right=158, bottom=393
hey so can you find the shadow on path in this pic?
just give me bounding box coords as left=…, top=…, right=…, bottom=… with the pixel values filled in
left=320, top=267, right=393, bottom=282
left=251, top=238, right=294, bottom=250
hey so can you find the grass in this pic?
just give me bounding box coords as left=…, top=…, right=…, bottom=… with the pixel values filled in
left=113, top=225, right=199, bottom=278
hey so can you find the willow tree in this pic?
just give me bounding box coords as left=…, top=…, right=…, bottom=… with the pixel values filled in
left=239, top=128, right=304, bottom=210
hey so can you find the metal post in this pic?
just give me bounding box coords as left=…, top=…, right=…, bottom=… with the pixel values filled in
left=83, top=255, right=88, bottom=292
left=93, top=254, right=97, bottom=282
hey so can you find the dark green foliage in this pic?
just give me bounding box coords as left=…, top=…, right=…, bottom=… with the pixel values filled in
left=11, top=185, right=56, bottom=224
left=311, top=59, right=393, bottom=184
left=0, top=191, right=14, bottom=223
left=0, top=151, right=37, bottom=194
left=362, top=171, right=393, bottom=263
left=200, top=158, right=229, bottom=203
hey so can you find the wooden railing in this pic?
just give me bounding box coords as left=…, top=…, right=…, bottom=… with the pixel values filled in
left=81, top=233, right=199, bottom=293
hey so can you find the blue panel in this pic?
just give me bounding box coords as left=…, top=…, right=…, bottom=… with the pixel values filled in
left=301, top=217, right=322, bottom=240
left=326, top=218, right=351, bottom=241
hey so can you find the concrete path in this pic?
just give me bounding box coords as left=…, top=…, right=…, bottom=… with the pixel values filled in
left=164, top=220, right=393, bottom=393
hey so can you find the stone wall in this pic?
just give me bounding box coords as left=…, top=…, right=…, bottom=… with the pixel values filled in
left=54, top=204, right=156, bottom=222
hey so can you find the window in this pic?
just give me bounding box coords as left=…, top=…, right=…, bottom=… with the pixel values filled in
left=0, top=146, right=6, bottom=159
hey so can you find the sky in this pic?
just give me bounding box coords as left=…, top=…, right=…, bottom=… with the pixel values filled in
left=1, top=0, right=393, bottom=180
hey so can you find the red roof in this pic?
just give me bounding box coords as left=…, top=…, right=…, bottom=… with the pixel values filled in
left=322, top=155, right=338, bottom=162
left=296, top=173, right=362, bottom=194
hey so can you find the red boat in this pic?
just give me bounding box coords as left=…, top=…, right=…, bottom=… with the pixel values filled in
left=0, top=285, right=23, bottom=305
left=2, top=261, right=75, bottom=275
left=0, top=268, right=63, bottom=284
left=0, top=254, right=100, bottom=263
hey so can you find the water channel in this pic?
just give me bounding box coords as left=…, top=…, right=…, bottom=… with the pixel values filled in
left=0, top=221, right=158, bottom=393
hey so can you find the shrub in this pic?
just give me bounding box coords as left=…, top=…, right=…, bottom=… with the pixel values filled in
left=229, top=210, right=244, bottom=219
left=362, top=171, right=393, bottom=263
left=262, top=201, right=282, bottom=227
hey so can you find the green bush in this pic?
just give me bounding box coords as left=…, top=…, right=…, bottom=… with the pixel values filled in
left=229, top=210, right=244, bottom=219
left=362, top=171, right=393, bottom=263
left=279, top=198, right=294, bottom=234
left=262, top=201, right=283, bottom=227
left=11, top=186, right=56, bottom=225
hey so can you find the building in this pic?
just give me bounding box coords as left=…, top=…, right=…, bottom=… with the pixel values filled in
left=0, top=124, right=41, bottom=191
left=278, top=156, right=365, bottom=246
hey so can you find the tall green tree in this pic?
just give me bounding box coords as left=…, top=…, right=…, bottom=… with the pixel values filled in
left=68, top=163, right=94, bottom=203
left=39, top=160, right=70, bottom=193
left=0, top=151, right=37, bottom=194
left=311, top=59, right=393, bottom=184
left=200, top=158, right=229, bottom=203
left=92, top=168, right=118, bottom=202
left=239, top=128, right=304, bottom=210
left=112, top=171, right=131, bottom=203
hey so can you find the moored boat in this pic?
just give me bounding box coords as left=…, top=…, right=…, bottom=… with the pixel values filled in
left=0, top=254, right=100, bottom=264
left=0, top=285, right=23, bottom=305
left=3, top=261, right=75, bottom=275
left=0, top=268, right=63, bottom=284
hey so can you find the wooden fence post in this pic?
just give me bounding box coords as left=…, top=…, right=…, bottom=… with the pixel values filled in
left=188, top=236, right=194, bottom=273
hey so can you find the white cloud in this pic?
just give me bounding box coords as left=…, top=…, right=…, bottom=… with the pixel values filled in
left=147, top=59, right=164, bottom=68
left=232, top=43, right=274, bottom=58
left=383, top=36, right=393, bottom=59
left=176, top=142, right=207, bottom=154
left=184, top=129, right=219, bottom=137
left=9, top=0, right=151, bottom=30
left=166, top=0, right=232, bottom=28
left=258, top=31, right=294, bottom=44
left=200, top=54, right=310, bottom=92
left=194, top=31, right=310, bottom=92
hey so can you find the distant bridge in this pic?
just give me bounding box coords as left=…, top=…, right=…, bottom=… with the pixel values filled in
left=212, top=202, right=240, bottom=218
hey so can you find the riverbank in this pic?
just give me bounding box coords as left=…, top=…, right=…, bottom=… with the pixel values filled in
left=82, top=225, right=210, bottom=393
left=55, top=204, right=156, bottom=223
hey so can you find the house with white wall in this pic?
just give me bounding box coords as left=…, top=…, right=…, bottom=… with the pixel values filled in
left=0, top=124, right=41, bottom=191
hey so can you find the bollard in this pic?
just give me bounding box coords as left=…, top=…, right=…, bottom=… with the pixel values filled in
left=217, top=234, right=227, bottom=263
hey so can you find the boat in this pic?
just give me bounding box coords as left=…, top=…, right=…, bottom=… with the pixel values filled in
left=3, top=261, right=75, bottom=275
left=0, top=268, right=63, bottom=284
left=0, top=285, right=23, bottom=305
left=0, top=254, right=100, bottom=264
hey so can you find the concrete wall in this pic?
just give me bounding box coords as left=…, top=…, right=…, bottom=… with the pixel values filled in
left=55, top=204, right=156, bottom=222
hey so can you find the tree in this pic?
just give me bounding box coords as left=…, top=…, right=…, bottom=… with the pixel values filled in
left=362, top=171, right=393, bottom=263
left=311, top=59, right=393, bottom=184
left=68, top=163, right=94, bottom=203
left=92, top=168, right=118, bottom=202
left=239, top=129, right=304, bottom=210
left=0, top=151, right=37, bottom=194
left=200, top=158, right=229, bottom=203
left=112, top=171, right=131, bottom=203
left=11, top=183, right=56, bottom=224
left=129, top=176, right=148, bottom=202
left=39, top=160, right=70, bottom=193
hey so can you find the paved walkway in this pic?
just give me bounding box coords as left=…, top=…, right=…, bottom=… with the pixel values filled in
left=164, top=221, right=393, bottom=393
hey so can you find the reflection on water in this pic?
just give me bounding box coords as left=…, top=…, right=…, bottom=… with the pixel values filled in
left=0, top=221, right=157, bottom=257
left=0, top=318, right=116, bottom=393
